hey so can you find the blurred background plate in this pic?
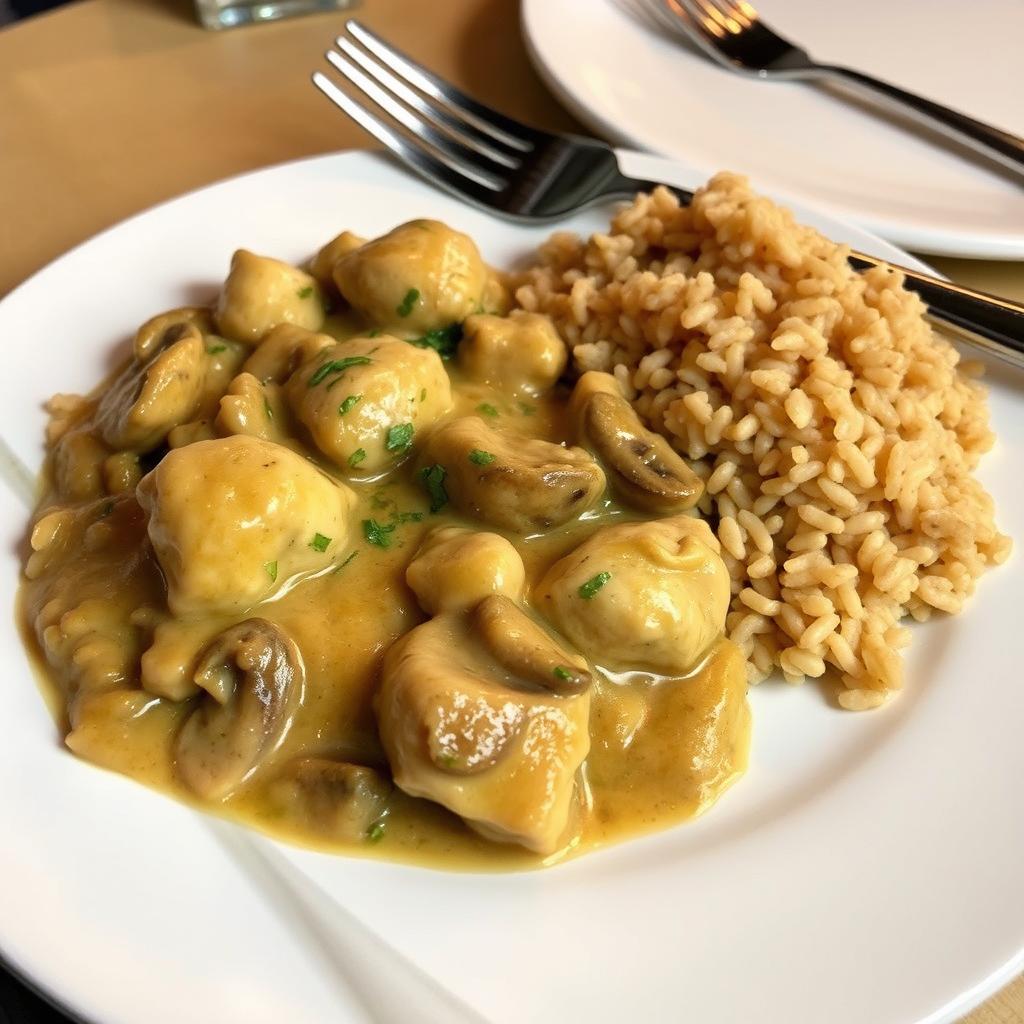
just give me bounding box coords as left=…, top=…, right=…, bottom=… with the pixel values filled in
left=522, top=0, right=1024, bottom=258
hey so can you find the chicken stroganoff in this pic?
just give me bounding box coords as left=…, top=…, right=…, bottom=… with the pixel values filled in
left=21, top=218, right=749, bottom=867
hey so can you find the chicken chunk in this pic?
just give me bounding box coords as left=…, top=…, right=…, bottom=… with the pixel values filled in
left=377, top=612, right=590, bottom=854
left=215, top=249, right=325, bottom=344
left=333, top=220, right=487, bottom=336
left=285, top=335, right=452, bottom=475
left=459, top=312, right=567, bottom=396
left=136, top=435, right=356, bottom=616
left=405, top=526, right=526, bottom=614
left=536, top=515, right=730, bottom=675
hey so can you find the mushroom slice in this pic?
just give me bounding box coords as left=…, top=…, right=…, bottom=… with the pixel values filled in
left=269, top=759, right=391, bottom=842
left=134, top=307, right=214, bottom=361
left=417, top=416, right=605, bottom=533
left=96, top=326, right=206, bottom=452
left=572, top=371, right=703, bottom=513
left=474, top=595, right=591, bottom=695
left=176, top=618, right=304, bottom=800
left=376, top=613, right=591, bottom=854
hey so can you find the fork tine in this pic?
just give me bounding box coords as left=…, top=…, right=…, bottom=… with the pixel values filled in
left=323, top=50, right=510, bottom=188
left=311, top=72, right=501, bottom=205
left=701, top=0, right=750, bottom=30
left=335, top=37, right=521, bottom=170
left=344, top=21, right=537, bottom=152
left=668, top=0, right=727, bottom=39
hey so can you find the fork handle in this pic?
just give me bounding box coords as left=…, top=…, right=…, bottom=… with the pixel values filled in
left=848, top=252, right=1024, bottom=370
left=820, top=66, right=1024, bottom=178
left=613, top=170, right=1024, bottom=370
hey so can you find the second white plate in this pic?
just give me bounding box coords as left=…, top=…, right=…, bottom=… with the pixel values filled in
left=522, top=0, right=1024, bottom=258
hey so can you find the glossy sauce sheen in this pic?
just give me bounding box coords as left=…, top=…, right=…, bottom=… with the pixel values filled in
left=21, top=316, right=750, bottom=873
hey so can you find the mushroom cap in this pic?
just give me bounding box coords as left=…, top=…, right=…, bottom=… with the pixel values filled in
left=175, top=618, right=304, bottom=800
left=571, top=371, right=703, bottom=513
left=96, top=327, right=206, bottom=452
left=417, top=415, right=605, bottom=534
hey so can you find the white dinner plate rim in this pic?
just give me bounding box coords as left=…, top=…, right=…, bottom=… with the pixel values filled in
left=1, top=148, right=1022, bottom=1024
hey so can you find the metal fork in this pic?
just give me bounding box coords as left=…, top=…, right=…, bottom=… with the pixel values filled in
left=312, top=21, right=1024, bottom=370
left=664, top=0, right=1024, bottom=178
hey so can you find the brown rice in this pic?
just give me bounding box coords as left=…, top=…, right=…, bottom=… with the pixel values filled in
left=515, top=172, right=1011, bottom=710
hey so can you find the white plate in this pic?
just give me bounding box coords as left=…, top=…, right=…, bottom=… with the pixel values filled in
left=2, top=150, right=1023, bottom=1024
left=521, top=0, right=1024, bottom=259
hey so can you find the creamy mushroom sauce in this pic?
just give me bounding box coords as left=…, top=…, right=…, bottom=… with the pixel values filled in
left=20, top=220, right=751, bottom=869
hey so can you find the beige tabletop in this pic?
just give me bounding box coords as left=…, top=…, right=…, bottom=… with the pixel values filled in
left=1, top=1, right=1022, bottom=1021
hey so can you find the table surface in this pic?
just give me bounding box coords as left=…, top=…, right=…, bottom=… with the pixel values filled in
left=0, top=1, right=1021, bottom=1022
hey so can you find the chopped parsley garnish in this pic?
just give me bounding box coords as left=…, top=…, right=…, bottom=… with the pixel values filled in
left=348, top=448, right=367, bottom=468
left=578, top=571, right=611, bottom=600
left=308, top=355, right=371, bottom=387
left=338, top=394, right=362, bottom=415
left=518, top=401, right=536, bottom=416
left=409, top=322, right=462, bottom=359
left=264, top=560, right=278, bottom=582
left=553, top=666, right=573, bottom=681
left=310, top=533, right=332, bottom=553
left=264, top=397, right=274, bottom=421
left=205, top=342, right=227, bottom=355
left=419, top=463, right=448, bottom=513
left=366, top=821, right=386, bottom=843
left=385, top=422, right=414, bottom=453
left=297, top=285, right=314, bottom=299
left=395, top=511, right=424, bottom=524
left=468, top=449, right=495, bottom=466
left=367, top=328, right=381, bottom=338
left=363, top=518, right=396, bottom=548
left=419, top=388, right=427, bottom=402
left=477, top=402, right=499, bottom=418
left=396, top=288, right=420, bottom=317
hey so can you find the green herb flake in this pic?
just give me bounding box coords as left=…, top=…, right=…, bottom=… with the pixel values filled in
left=264, top=560, right=278, bottom=582
left=338, top=394, right=362, bottom=416
left=409, top=322, right=462, bottom=359
left=419, top=463, right=448, bottom=514
left=206, top=342, right=227, bottom=355
left=366, top=821, right=386, bottom=843
left=553, top=666, right=573, bottom=681
left=264, top=397, right=274, bottom=421
left=468, top=449, right=495, bottom=466
left=518, top=401, right=536, bottom=416
left=308, top=355, right=372, bottom=387
left=310, top=532, right=332, bottom=553
left=348, top=448, right=367, bottom=468
left=385, top=422, right=414, bottom=453
left=363, top=518, right=396, bottom=549
left=477, top=402, right=499, bottom=418
left=396, top=288, right=420, bottom=317
left=367, top=328, right=381, bottom=338
left=395, top=511, right=424, bottom=524
left=333, top=550, right=359, bottom=574
left=419, top=388, right=427, bottom=402
left=297, top=285, right=314, bottom=299
left=578, top=571, right=611, bottom=600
